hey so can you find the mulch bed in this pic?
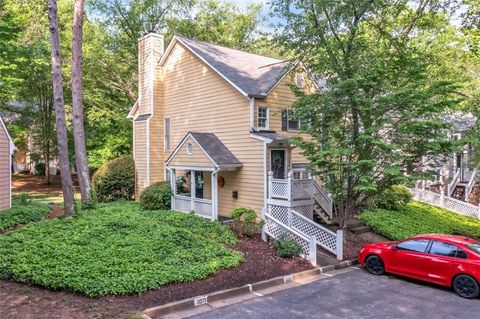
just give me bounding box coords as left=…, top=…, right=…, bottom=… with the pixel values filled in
left=0, top=235, right=313, bottom=319
left=343, top=231, right=370, bottom=260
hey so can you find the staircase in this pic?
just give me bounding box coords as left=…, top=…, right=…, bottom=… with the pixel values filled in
left=311, top=181, right=335, bottom=224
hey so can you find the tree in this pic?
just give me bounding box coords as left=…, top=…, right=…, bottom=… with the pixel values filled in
left=48, top=0, right=75, bottom=216
left=71, top=0, right=91, bottom=201
left=271, top=0, right=463, bottom=229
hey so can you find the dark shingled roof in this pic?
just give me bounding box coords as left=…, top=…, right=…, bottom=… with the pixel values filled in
left=176, top=36, right=289, bottom=97
left=134, top=114, right=151, bottom=122
left=190, top=132, right=242, bottom=167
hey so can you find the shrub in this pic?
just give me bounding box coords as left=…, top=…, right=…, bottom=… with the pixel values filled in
left=0, top=200, right=51, bottom=232
left=360, top=201, right=480, bottom=241
left=35, top=162, right=45, bottom=176
left=272, top=234, right=303, bottom=258
left=139, top=182, right=171, bottom=210
left=231, top=208, right=259, bottom=237
left=0, top=202, right=243, bottom=297
left=374, top=185, right=412, bottom=210
left=92, top=155, right=135, bottom=202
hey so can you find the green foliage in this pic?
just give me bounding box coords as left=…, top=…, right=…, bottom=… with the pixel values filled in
left=92, top=155, right=135, bottom=202
left=0, top=202, right=242, bottom=297
left=139, top=182, right=172, bottom=210
left=360, top=202, right=480, bottom=241
left=374, top=185, right=413, bottom=210
left=34, top=162, right=45, bottom=176
left=231, top=208, right=259, bottom=237
left=17, top=192, right=31, bottom=206
left=0, top=200, right=50, bottom=232
left=272, top=234, right=303, bottom=258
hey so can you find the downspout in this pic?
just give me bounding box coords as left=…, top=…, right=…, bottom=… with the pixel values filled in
left=249, top=97, right=255, bottom=130
left=263, top=142, right=267, bottom=213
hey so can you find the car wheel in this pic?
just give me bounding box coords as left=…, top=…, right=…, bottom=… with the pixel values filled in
left=365, top=255, right=385, bottom=275
left=453, top=275, right=480, bottom=299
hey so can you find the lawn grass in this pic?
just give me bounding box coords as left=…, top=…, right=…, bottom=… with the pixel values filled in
left=0, top=202, right=243, bottom=297
left=0, top=200, right=51, bottom=232
left=360, top=201, right=480, bottom=241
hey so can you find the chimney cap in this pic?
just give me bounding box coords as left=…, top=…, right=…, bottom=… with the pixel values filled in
left=138, top=32, right=164, bottom=42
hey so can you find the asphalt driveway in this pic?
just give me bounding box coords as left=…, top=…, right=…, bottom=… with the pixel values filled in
left=191, top=267, right=480, bottom=319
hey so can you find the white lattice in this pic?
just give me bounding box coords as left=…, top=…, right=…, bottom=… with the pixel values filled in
left=292, top=204, right=314, bottom=220
left=263, top=214, right=314, bottom=261
left=410, top=188, right=480, bottom=219
left=270, top=179, right=289, bottom=199
left=292, top=180, right=312, bottom=200
left=174, top=196, right=191, bottom=212
left=267, top=205, right=341, bottom=256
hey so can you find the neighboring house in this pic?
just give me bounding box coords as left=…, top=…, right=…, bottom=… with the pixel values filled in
left=129, top=33, right=333, bottom=221
left=419, top=112, right=478, bottom=201
left=0, top=116, right=15, bottom=211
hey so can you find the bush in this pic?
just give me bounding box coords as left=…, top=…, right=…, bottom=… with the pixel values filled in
left=0, top=200, right=51, bottom=232
left=139, top=182, right=171, bottom=210
left=35, top=162, right=45, bottom=176
left=0, top=202, right=243, bottom=297
left=360, top=201, right=480, bottom=241
left=231, top=208, right=259, bottom=237
left=92, top=155, right=135, bottom=202
left=272, top=234, right=303, bottom=258
left=374, top=185, right=412, bottom=210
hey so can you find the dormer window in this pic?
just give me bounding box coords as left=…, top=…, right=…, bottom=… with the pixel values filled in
left=257, top=107, right=269, bottom=130
left=295, top=73, right=304, bottom=88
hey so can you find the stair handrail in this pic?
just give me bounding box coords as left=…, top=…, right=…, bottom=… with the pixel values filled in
left=465, top=169, right=477, bottom=201
left=311, top=180, right=333, bottom=219
left=447, top=167, right=461, bottom=197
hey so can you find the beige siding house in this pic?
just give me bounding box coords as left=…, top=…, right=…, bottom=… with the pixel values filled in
left=129, top=34, right=332, bottom=221
left=0, top=116, right=15, bottom=211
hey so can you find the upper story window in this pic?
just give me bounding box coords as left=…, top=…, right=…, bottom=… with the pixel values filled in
left=295, top=73, right=304, bottom=88
left=257, top=107, right=269, bottom=130
left=164, top=118, right=170, bottom=151
left=282, top=109, right=301, bottom=132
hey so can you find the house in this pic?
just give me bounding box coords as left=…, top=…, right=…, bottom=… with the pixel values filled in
left=419, top=112, right=478, bottom=202
left=0, top=116, right=15, bottom=211
left=129, top=33, right=333, bottom=222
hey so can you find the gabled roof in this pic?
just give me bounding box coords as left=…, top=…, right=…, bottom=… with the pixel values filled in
left=161, top=36, right=291, bottom=98
left=166, top=132, right=242, bottom=169
left=0, top=115, right=15, bottom=155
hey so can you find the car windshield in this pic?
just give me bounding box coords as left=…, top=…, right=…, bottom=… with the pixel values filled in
left=468, top=242, right=480, bottom=254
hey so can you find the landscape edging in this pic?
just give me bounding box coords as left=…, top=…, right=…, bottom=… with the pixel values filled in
left=142, top=259, right=358, bottom=319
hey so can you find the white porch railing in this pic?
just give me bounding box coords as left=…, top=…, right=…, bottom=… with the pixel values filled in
left=410, top=188, right=480, bottom=219
left=263, top=205, right=343, bottom=263
left=312, top=181, right=333, bottom=219
left=172, top=195, right=214, bottom=220
left=465, top=169, right=477, bottom=201
left=447, top=167, right=461, bottom=197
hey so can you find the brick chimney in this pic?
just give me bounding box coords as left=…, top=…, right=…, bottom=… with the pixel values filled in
left=137, top=33, right=164, bottom=115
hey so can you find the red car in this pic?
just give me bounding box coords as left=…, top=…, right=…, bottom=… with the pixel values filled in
left=358, top=234, right=480, bottom=298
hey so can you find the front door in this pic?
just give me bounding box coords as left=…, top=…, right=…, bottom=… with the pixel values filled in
left=271, top=149, right=286, bottom=179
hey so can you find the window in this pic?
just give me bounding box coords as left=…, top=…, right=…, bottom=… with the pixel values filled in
left=468, top=242, right=480, bottom=254
left=187, top=143, right=193, bottom=155
left=164, top=118, right=170, bottom=151
left=429, top=241, right=467, bottom=259
left=282, top=109, right=301, bottom=132
left=295, top=73, right=304, bottom=88
left=397, top=239, right=430, bottom=253
left=257, top=107, right=269, bottom=129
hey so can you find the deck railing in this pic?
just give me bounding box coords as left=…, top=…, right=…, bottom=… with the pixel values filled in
left=465, top=169, right=477, bottom=201
left=410, top=188, right=480, bottom=219
left=172, top=195, right=213, bottom=220
left=447, top=167, right=461, bottom=197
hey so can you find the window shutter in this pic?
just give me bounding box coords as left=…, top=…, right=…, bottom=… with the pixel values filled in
left=281, top=109, right=288, bottom=131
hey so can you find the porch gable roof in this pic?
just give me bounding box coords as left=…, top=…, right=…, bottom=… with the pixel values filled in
left=166, top=132, right=242, bottom=170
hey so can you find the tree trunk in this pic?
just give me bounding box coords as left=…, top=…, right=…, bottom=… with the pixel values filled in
left=48, top=0, right=75, bottom=216
left=71, top=0, right=90, bottom=202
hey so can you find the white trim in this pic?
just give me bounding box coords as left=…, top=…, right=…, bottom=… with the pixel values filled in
left=250, top=133, right=273, bottom=143
left=127, top=100, right=138, bottom=119
left=9, top=143, right=12, bottom=208
left=263, top=142, right=267, bottom=211
left=265, top=61, right=298, bottom=96
left=0, top=116, right=15, bottom=154
left=257, top=106, right=269, bottom=130
left=165, top=132, right=220, bottom=168
left=146, top=118, right=150, bottom=186
left=168, top=165, right=216, bottom=172
left=249, top=97, right=255, bottom=129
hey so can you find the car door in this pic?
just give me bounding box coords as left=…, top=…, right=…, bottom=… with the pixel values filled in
left=422, top=240, right=467, bottom=286
left=387, top=239, right=431, bottom=280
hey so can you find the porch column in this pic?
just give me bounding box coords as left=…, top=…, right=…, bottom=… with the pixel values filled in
left=190, top=170, right=196, bottom=211
left=212, top=171, right=218, bottom=220
left=170, top=168, right=176, bottom=210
